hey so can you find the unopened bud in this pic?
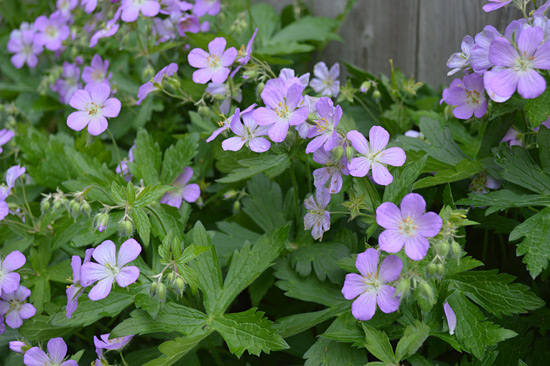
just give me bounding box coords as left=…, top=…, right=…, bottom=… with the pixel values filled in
left=438, top=241, right=450, bottom=257
left=419, top=282, right=435, bottom=303
left=223, top=190, right=238, bottom=199
left=40, top=199, right=51, bottom=213
left=143, top=64, right=155, bottom=80
left=198, top=105, right=210, bottom=117
left=427, top=262, right=437, bottom=276
left=360, top=81, right=370, bottom=94
left=167, top=272, right=175, bottom=283
left=233, top=201, right=241, bottom=213
left=150, top=281, right=158, bottom=295
left=119, top=219, right=134, bottom=237
left=332, top=146, right=344, bottom=161
left=53, top=200, right=63, bottom=211
left=257, top=82, right=265, bottom=96
left=373, top=90, right=381, bottom=100
left=166, top=77, right=180, bottom=89
left=243, top=69, right=258, bottom=79
left=69, top=201, right=81, bottom=218
left=395, top=277, right=410, bottom=297
left=157, top=283, right=166, bottom=301
left=95, top=213, right=109, bottom=232
left=345, top=146, right=355, bottom=162
left=175, top=277, right=185, bottom=292
left=452, top=241, right=461, bottom=257
left=436, top=263, right=445, bottom=277
left=81, top=201, right=91, bottom=216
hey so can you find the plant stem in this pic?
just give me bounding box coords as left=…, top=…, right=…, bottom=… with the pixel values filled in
left=107, top=129, right=124, bottom=179
left=19, top=180, right=36, bottom=229
left=120, top=351, right=128, bottom=366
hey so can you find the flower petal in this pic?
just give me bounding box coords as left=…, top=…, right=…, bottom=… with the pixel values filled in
left=24, top=347, right=50, bottom=366
left=372, top=162, right=393, bottom=185
left=47, top=337, right=67, bottom=363
left=378, top=147, right=406, bottom=167
left=378, top=229, right=406, bottom=254
left=341, top=273, right=366, bottom=300
left=378, top=255, right=403, bottom=283
left=348, top=157, right=371, bottom=177
left=88, top=276, right=114, bottom=301
left=404, top=235, right=430, bottom=261
left=249, top=137, right=271, bottom=153
left=92, top=240, right=117, bottom=265
left=188, top=48, right=210, bottom=68
left=222, top=136, right=246, bottom=151
left=87, top=115, right=109, bottom=136
left=2, top=250, right=25, bottom=272
left=518, top=69, right=546, bottom=99
left=117, top=238, right=142, bottom=267
left=347, top=130, right=368, bottom=155
left=182, top=184, right=201, bottom=203
left=369, top=126, right=390, bottom=152
left=355, top=248, right=379, bottom=277
left=80, top=262, right=109, bottom=286
left=376, top=202, right=401, bottom=229
left=268, top=120, right=289, bottom=143
left=102, top=98, right=121, bottom=118
left=488, top=37, right=517, bottom=67
left=69, top=89, right=92, bottom=110
left=115, top=266, right=140, bottom=287
left=377, top=285, right=400, bottom=313
left=208, top=37, right=227, bottom=57
left=416, top=212, right=442, bottom=238
left=400, top=193, right=426, bottom=220
left=351, top=291, right=377, bottom=321
left=67, top=112, right=90, bottom=131
left=444, top=301, right=457, bottom=335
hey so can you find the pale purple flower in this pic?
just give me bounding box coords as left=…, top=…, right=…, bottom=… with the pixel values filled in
left=193, top=0, right=220, bottom=16
left=137, top=63, right=178, bottom=105
left=486, top=27, right=550, bottom=101
left=57, top=0, right=78, bottom=14
left=443, top=73, right=487, bottom=119
left=341, top=248, right=402, bottom=321
left=444, top=301, right=457, bottom=335
left=447, top=35, right=474, bottom=75
left=9, top=340, right=27, bottom=353
left=0, top=286, right=36, bottom=329
left=310, top=62, right=340, bottom=97
left=206, top=104, right=255, bottom=142
left=154, top=16, right=178, bottom=43
left=188, top=37, right=237, bottom=84
left=121, top=0, right=161, bottom=22
left=81, top=239, right=142, bottom=301
left=305, top=97, right=342, bottom=154
left=90, top=22, right=120, bottom=48
left=8, top=29, right=42, bottom=69
left=6, top=165, right=25, bottom=190
left=469, top=171, right=501, bottom=194
left=0, top=189, right=9, bottom=222
left=253, top=83, right=308, bottom=142
left=24, top=337, right=78, bottom=366
left=535, top=1, right=550, bottom=16
left=82, top=55, right=112, bottom=87
left=482, top=0, right=512, bottom=12
left=116, top=144, right=135, bottom=181
left=66, top=249, right=94, bottom=318
left=160, top=167, right=201, bottom=208
left=160, top=0, right=193, bottom=14
left=177, top=14, right=201, bottom=36
left=404, top=130, right=422, bottom=138
left=0, top=129, right=14, bottom=155
left=0, top=166, right=25, bottom=222
left=278, top=68, right=310, bottom=90
left=33, top=13, right=69, bottom=51
left=471, top=25, right=500, bottom=73
left=501, top=126, right=523, bottom=147
left=94, top=333, right=134, bottom=350
left=222, top=108, right=271, bottom=153
left=231, top=28, right=258, bottom=77
left=0, top=315, right=4, bottom=334
left=296, top=95, right=319, bottom=138
left=440, top=78, right=463, bottom=105
left=347, top=127, right=406, bottom=185
left=376, top=193, right=442, bottom=260
left=206, top=82, right=242, bottom=114
left=52, top=62, right=81, bottom=104
left=304, top=187, right=331, bottom=241
left=313, top=148, right=349, bottom=194
left=82, top=0, right=98, bottom=13
left=67, top=84, right=121, bottom=136
left=0, top=251, right=25, bottom=296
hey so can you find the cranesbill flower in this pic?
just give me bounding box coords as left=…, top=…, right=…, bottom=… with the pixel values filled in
left=313, top=148, right=349, bottom=194
left=305, top=97, right=342, bottom=154
left=222, top=108, right=271, bottom=153
left=66, top=249, right=94, bottom=318
left=90, top=22, right=120, bottom=48
left=160, top=167, right=201, bottom=208
left=482, top=0, right=512, bottom=12
left=188, top=37, right=237, bottom=84
left=304, top=187, right=331, bottom=240
left=82, top=54, right=112, bottom=87
left=82, top=0, right=98, bottom=13
left=0, top=129, right=14, bottom=155
left=341, top=248, right=402, bottom=321
left=296, top=95, right=319, bottom=138
left=443, top=73, right=487, bottom=119
left=51, top=62, right=81, bottom=104
left=33, top=13, right=69, bottom=51
left=469, top=171, right=501, bottom=194
left=68, top=84, right=121, bottom=136
left=206, top=82, right=242, bottom=115
left=310, top=62, right=340, bottom=97
left=177, top=14, right=201, bottom=37
left=0, top=286, right=36, bottom=329
left=136, top=63, right=178, bottom=105
left=447, top=35, right=474, bottom=75
left=7, top=29, right=42, bottom=69
left=444, top=301, right=457, bottom=335
left=253, top=83, right=308, bottom=142
left=153, top=16, right=177, bottom=43
left=470, top=25, right=500, bottom=73
left=121, top=0, right=161, bottom=22
left=206, top=104, right=255, bottom=142
left=347, top=127, right=406, bottom=185
left=376, top=193, right=442, bottom=260
left=116, top=144, right=136, bottom=181
left=501, top=126, right=523, bottom=147
left=231, top=28, right=258, bottom=78
left=81, top=239, right=142, bottom=301
left=193, top=0, right=220, bottom=16
left=9, top=340, right=27, bottom=353
left=57, top=0, right=78, bottom=15
left=94, top=333, right=134, bottom=350
left=278, top=68, right=310, bottom=90
left=24, top=337, right=78, bottom=366
left=486, top=27, right=550, bottom=100
left=0, top=251, right=26, bottom=296
left=6, top=165, right=25, bottom=190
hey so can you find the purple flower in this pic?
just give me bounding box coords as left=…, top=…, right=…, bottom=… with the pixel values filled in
left=443, top=73, right=487, bottom=119
left=312, top=148, right=349, bottom=194
left=0, top=286, right=36, bottom=329
left=188, top=37, right=237, bottom=84
left=470, top=25, right=500, bottom=73
left=116, top=144, right=136, bottom=181
left=253, top=83, right=308, bottom=142
left=137, top=63, right=178, bottom=105
left=447, top=35, right=473, bottom=75
left=193, top=0, right=220, bottom=16
left=501, top=126, right=523, bottom=147
left=67, top=84, right=121, bottom=136
left=0, top=251, right=26, bottom=296
left=9, top=340, right=27, bottom=353
left=51, top=62, right=81, bottom=104
left=121, top=0, right=161, bottom=22
left=6, top=165, right=25, bottom=191
left=66, top=249, right=94, bottom=318
left=82, top=0, right=98, bottom=13
left=304, top=187, right=331, bottom=240
left=486, top=27, right=550, bottom=100
left=222, top=108, right=271, bottom=153
left=305, top=97, right=342, bottom=154
left=341, top=248, right=402, bottom=321
left=0, top=129, right=15, bottom=155
left=177, top=14, right=201, bottom=37
left=90, top=22, right=120, bottom=48
left=376, top=193, right=442, bottom=260
left=347, top=127, right=406, bottom=185
left=469, top=171, right=501, bottom=194
left=206, top=82, right=242, bottom=114
left=237, top=28, right=258, bottom=66
left=278, top=68, right=310, bottom=90
left=81, top=239, right=142, bottom=301
left=206, top=104, right=255, bottom=143
left=94, top=333, right=133, bottom=350
left=1, top=166, right=25, bottom=222
left=82, top=55, right=112, bottom=87
left=24, top=337, right=78, bottom=366
left=154, top=16, right=177, bottom=43
left=310, top=62, right=340, bottom=97
left=160, top=167, right=201, bottom=208
left=444, top=301, right=457, bottom=335
left=7, top=29, right=42, bottom=69
left=33, top=13, right=69, bottom=51
left=296, top=95, right=319, bottom=138
left=482, top=0, right=512, bottom=12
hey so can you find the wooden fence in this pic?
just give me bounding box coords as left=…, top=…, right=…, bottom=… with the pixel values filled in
left=256, top=0, right=522, bottom=87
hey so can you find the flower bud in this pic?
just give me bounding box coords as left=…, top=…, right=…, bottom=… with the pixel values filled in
left=257, top=82, right=265, bottom=96
left=360, top=81, right=370, bottom=94
left=198, top=105, right=210, bottom=118
left=427, top=262, right=437, bottom=276
left=419, top=281, right=435, bottom=303
left=143, top=64, right=155, bottom=80
left=157, top=283, right=166, bottom=302
left=53, top=200, right=63, bottom=211
left=345, top=146, right=355, bottom=162
left=395, top=277, right=410, bottom=297
left=40, top=198, right=51, bottom=213
left=119, top=218, right=134, bottom=237
left=81, top=201, right=91, bottom=217
left=9, top=341, right=29, bottom=354
left=166, top=77, right=181, bottom=89
left=233, top=200, right=241, bottom=213
left=175, top=277, right=185, bottom=293
left=167, top=272, right=175, bottom=283
left=95, top=213, right=109, bottom=232
left=243, top=69, right=258, bottom=79
left=332, top=146, right=344, bottom=161
left=452, top=241, right=461, bottom=257
left=436, top=263, right=445, bottom=277
left=69, top=200, right=81, bottom=218
left=150, top=281, right=158, bottom=295
left=373, top=90, right=381, bottom=100
left=438, top=241, right=450, bottom=257
left=223, top=190, right=238, bottom=199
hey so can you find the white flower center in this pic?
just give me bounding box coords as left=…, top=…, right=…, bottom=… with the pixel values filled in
left=9, top=299, right=21, bottom=312
left=45, top=26, right=57, bottom=38
left=105, top=262, right=120, bottom=277
left=85, top=102, right=102, bottom=117
left=514, top=55, right=534, bottom=73
left=275, top=101, right=291, bottom=119
left=398, top=216, right=418, bottom=237
left=466, top=89, right=481, bottom=106
left=315, top=117, right=333, bottom=134
left=92, top=70, right=104, bottom=82
left=207, top=54, right=221, bottom=69
left=362, top=272, right=382, bottom=293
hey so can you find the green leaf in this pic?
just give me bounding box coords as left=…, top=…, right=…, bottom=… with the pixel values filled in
left=275, top=304, right=347, bottom=338
left=457, top=190, right=550, bottom=213
left=537, top=125, right=550, bottom=173
left=419, top=117, right=469, bottom=165
left=241, top=174, right=287, bottom=232
left=395, top=320, right=430, bottom=361
left=133, top=184, right=174, bottom=208
left=304, top=337, right=367, bottom=366
left=216, top=154, right=290, bottom=183
left=19, top=316, right=72, bottom=342
left=30, top=276, right=50, bottom=315
left=132, top=207, right=151, bottom=247
left=361, top=323, right=397, bottom=364
left=320, top=311, right=365, bottom=345
left=160, top=134, right=199, bottom=184
left=510, top=207, right=550, bottom=278
left=290, top=242, right=350, bottom=283
left=213, top=224, right=290, bottom=314
left=447, top=292, right=517, bottom=360
left=414, top=159, right=481, bottom=189
left=271, top=16, right=341, bottom=43
left=445, top=270, right=544, bottom=317
left=130, top=128, right=162, bottom=185
left=212, top=308, right=289, bottom=357
left=176, top=244, right=210, bottom=266
left=383, top=155, right=427, bottom=203
left=494, top=146, right=550, bottom=195
left=477, top=116, right=514, bottom=158
left=525, top=88, right=550, bottom=127
left=144, top=334, right=212, bottom=366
